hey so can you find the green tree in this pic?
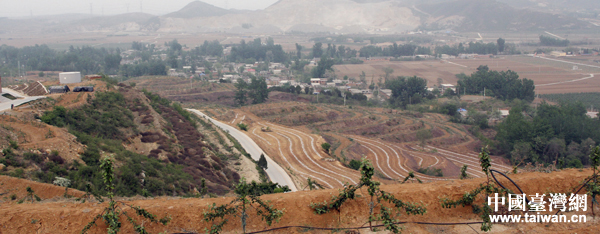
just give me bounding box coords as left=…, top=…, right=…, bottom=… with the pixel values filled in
left=169, top=39, right=182, bottom=52
left=495, top=106, right=532, bottom=154
left=386, top=76, right=428, bottom=108
left=349, top=159, right=361, bottom=170
left=234, top=78, right=248, bottom=106
left=310, top=159, right=426, bottom=233
left=497, top=38, right=506, bottom=53
left=295, top=85, right=302, bottom=95
left=104, top=53, right=122, bottom=73
left=359, top=71, right=366, bottom=84
left=248, top=76, right=269, bottom=104
left=311, top=56, right=335, bottom=78
left=441, top=146, right=509, bottom=232
left=456, top=65, right=535, bottom=102
left=295, top=43, right=302, bottom=59
left=82, top=157, right=170, bottom=234
left=203, top=178, right=284, bottom=233
left=321, top=143, right=331, bottom=154
left=258, top=154, right=268, bottom=169
left=460, top=165, right=468, bottom=179
left=539, top=35, right=569, bottom=47
left=510, top=142, right=534, bottom=164
left=382, top=67, right=394, bottom=83
left=312, top=42, right=323, bottom=58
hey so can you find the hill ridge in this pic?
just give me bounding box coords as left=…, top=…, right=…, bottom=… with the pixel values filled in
left=164, top=1, right=233, bottom=18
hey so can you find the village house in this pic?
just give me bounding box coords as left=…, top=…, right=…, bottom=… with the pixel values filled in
left=379, top=89, right=393, bottom=98
left=349, top=89, right=371, bottom=95
left=440, top=84, right=456, bottom=93
left=310, top=78, right=328, bottom=86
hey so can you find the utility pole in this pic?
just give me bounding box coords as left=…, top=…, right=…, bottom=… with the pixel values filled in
left=484, top=87, right=486, bottom=97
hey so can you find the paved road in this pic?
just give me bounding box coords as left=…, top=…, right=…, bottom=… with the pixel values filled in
left=0, top=88, right=46, bottom=112
left=187, top=109, right=298, bottom=192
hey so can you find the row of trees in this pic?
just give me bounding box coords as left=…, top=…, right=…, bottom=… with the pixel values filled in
left=385, top=76, right=429, bottom=108
left=0, top=44, right=124, bottom=75
left=310, top=42, right=359, bottom=60
left=229, top=38, right=288, bottom=63
left=456, top=65, right=535, bottom=102
left=234, top=77, right=270, bottom=106
left=539, top=35, right=570, bottom=47
left=358, top=43, right=431, bottom=58
left=434, top=41, right=502, bottom=56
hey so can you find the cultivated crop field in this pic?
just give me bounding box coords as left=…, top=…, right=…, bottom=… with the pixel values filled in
left=335, top=55, right=600, bottom=94
left=454, top=56, right=600, bottom=94
left=131, top=77, right=236, bottom=106
left=334, top=59, right=470, bottom=85
left=207, top=102, right=512, bottom=190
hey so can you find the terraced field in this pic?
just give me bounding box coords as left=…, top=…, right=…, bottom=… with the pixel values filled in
left=206, top=102, right=512, bottom=190
left=131, top=77, right=237, bottom=106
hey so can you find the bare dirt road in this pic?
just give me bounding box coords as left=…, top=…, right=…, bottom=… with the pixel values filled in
left=187, top=109, right=298, bottom=191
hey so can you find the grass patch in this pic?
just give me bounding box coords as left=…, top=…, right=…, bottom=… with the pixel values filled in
left=417, top=167, right=444, bottom=177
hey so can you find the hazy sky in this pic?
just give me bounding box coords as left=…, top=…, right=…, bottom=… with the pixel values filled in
left=0, top=0, right=279, bottom=18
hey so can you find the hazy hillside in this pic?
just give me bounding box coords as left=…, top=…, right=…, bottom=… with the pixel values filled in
left=157, top=0, right=593, bottom=33
left=418, top=0, right=591, bottom=31
left=62, top=13, right=160, bottom=32
left=0, top=13, right=159, bottom=34
left=163, top=1, right=234, bottom=18
left=498, top=0, right=600, bottom=11
left=159, top=0, right=420, bottom=33
left=0, top=0, right=595, bottom=35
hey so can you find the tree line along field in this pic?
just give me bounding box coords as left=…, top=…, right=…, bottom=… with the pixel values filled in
left=540, top=92, right=600, bottom=111
left=205, top=101, right=512, bottom=190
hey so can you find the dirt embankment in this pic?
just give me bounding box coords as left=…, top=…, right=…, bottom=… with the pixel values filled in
left=0, top=115, right=85, bottom=163
left=1, top=169, right=598, bottom=233
left=0, top=175, right=84, bottom=202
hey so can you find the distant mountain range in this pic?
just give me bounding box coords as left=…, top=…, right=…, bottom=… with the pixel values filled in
left=0, top=0, right=595, bottom=35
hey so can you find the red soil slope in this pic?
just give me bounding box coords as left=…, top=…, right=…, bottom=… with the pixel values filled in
left=0, top=169, right=598, bottom=233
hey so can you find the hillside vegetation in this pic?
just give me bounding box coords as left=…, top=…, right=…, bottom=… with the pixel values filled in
left=0, top=82, right=262, bottom=197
